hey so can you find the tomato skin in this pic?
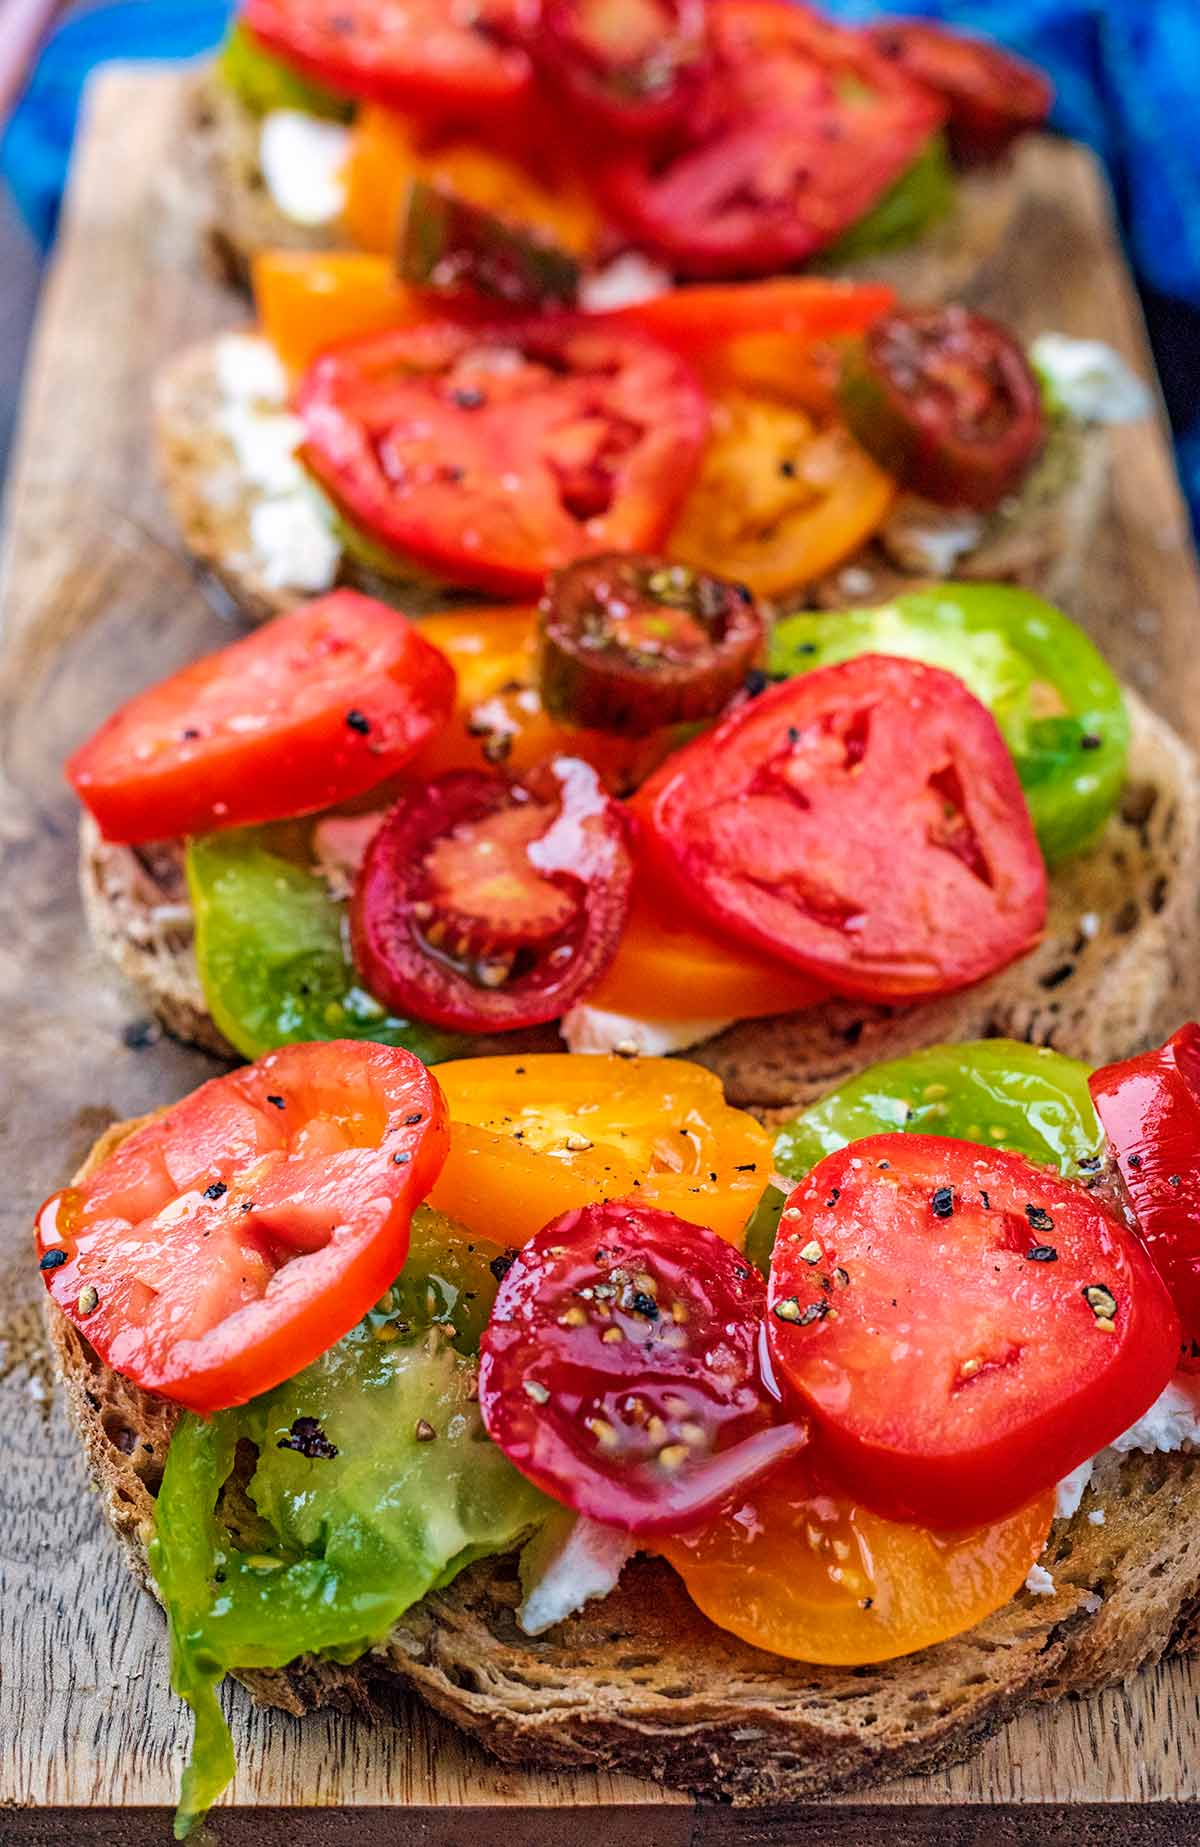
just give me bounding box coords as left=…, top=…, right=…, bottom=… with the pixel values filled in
left=535, top=0, right=712, bottom=142
left=594, top=0, right=945, bottom=278
left=66, top=592, right=456, bottom=846
left=479, top=1201, right=807, bottom=1534
left=351, top=758, right=633, bottom=1032
left=636, top=654, right=1047, bottom=1003
left=1090, top=1025, right=1200, bottom=1373
left=869, top=19, right=1052, bottom=163
left=241, top=0, right=536, bottom=116
left=598, top=278, right=896, bottom=356
left=36, top=1042, right=449, bottom=1413
left=660, top=1457, right=1053, bottom=1665
left=296, top=317, right=710, bottom=595
left=767, top=1134, right=1180, bottom=1527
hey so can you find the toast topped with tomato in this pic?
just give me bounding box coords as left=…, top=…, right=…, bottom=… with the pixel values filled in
left=39, top=1030, right=1200, bottom=1830
left=71, top=577, right=1197, bottom=1110
left=175, top=0, right=1050, bottom=305
left=155, top=276, right=1146, bottom=625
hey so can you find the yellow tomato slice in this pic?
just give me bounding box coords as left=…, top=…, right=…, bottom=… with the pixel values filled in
left=342, top=105, right=601, bottom=259
left=583, top=874, right=827, bottom=1023
left=251, top=250, right=422, bottom=375
left=660, top=1462, right=1055, bottom=1665
left=428, top=1054, right=771, bottom=1247
left=668, top=390, right=897, bottom=597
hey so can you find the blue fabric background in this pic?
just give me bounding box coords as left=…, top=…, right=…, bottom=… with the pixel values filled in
left=4, top=0, right=1199, bottom=524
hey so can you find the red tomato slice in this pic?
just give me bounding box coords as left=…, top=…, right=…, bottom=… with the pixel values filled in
left=241, top=0, right=537, bottom=116
left=535, top=0, right=712, bottom=141
left=597, top=277, right=896, bottom=356
left=767, top=1134, right=1179, bottom=1527
left=594, top=0, right=946, bottom=279
left=636, top=654, right=1046, bottom=1003
left=351, top=756, right=633, bottom=1031
left=479, top=1200, right=807, bottom=1533
left=869, top=19, right=1052, bottom=163
left=65, top=591, right=456, bottom=846
left=1090, top=1024, right=1200, bottom=1373
left=296, top=317, right=710, bottom=595
left=35, top=1042, right=449, bottom=1413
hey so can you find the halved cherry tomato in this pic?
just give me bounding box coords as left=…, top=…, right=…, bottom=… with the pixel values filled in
left=296, top=317, right=710, bottom=595
left=428, top=1052, right=772, bottom=1246
left=660, top=1457, right=1053, bottom=1664
left=252, top=251, right=426, bottom=376
left=539, top=554, right=763, bottom=735
left=400, top=181, right=580, bottom=309
left=870, top=19, right=1052, bottom=164
left=412, top=605, right=678, bottom=792
left=1090, top=1024, right=1200, bottom=1373
left=241, top=0, right=536, bottom=116
left=35, top=1042, right=448, bottom=1412
left=341, top=104, right=602, bottom=261
left=637, top=654, right=1046, bottom=1003
left=601, top=277, right=895, bottom=358
left=594, top=0, right=945, bottom=278
left=479, top=1201, right=807, bottom=1533
left=667, top=389, right=896, bottom=596
left=838, top=306, right=1045, bottom=512
left=535, top=0, right=712, bottom=141
left=580, top=861, right=826, bottom=1023
left=767, top=1134, right=1179, bottom=1527
left=66, top=591, right=455, bottom=846
left=351, top=758, right=632, bottom=1031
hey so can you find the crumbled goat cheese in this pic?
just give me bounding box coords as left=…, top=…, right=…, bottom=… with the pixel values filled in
left=259, top=110, right=351, bottom=227
left=1030, top=333, right=1152, bottom=424
left=560, top=1005, right=735, bottom=1057
left=1025, top=1563, right=1056, bottom=1596
left=518, top=1511, right=636, bottom=1636
left=578, top=252, right=672, bottom=311
left=1107, top=1373, right=1200, bottom=1454
left=1053, top=1458, right=1094, bottom=1521
left=249, top=495, right=341, bottom=592
left=214, top=333, right=288, bottom=406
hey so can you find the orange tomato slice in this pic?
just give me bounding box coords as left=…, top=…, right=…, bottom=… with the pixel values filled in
left=251, top=250, right=423, bottom=375
left=342, top=104, right=602, bottom=259
left=428, top=1054, right=771, bottom=1248
left=660, top=1460, right=1055, bottom=1665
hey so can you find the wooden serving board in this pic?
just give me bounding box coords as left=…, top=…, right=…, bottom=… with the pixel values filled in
left=3, top=68, right=1200, bottom=1846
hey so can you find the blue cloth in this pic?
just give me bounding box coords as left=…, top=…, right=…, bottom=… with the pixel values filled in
left=4, top=0, right=1200, bottom=522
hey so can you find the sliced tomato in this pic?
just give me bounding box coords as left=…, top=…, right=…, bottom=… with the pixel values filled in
left=667, top=389, right=896, bottom=596
left=660, top=1457, right=1053, bottom=1664
left=35, top=1042, right=448, bottom=1412
left=582, top=861, right=826, bottom=1023
left=636, top=654, right=1046, bottom=1003
left=351, top=758, right=632, bottom=1031
left=66, top=591, right=456, bottom=846
left=479, top=1201, right=806, bottom=1533
left=766, top=1134, right=1179, bottom=1526
left=535, top=0, right=712, bottom=141
left=870, top=19, right=1052, bottom=163
left=252, top=251, right=426, bottom=376
left=296, top=317, right=710, bottom=595
left=429, top=1052, right=772, bottom=1247
left=600, top=277, right=895, bottom=357
left=241, top=0, right=536, bottom=116
left=1090, top=1024, right=1200, bottom=1373
left=594, top=0, right=945, bottom=278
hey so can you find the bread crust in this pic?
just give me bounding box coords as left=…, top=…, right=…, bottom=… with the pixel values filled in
left=79, top=686, right=1200, bottom=1114
left=43, top=1114, right=1200, bottom=1804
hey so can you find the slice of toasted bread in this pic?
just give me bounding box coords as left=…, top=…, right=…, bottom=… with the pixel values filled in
left=43, top=1115, right=1200, bottom=1804
left=78, top=686, right=1200, bottom=1114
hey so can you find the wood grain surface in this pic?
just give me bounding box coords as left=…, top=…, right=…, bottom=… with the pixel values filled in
left=3, top=68, right=1200, bottom=1843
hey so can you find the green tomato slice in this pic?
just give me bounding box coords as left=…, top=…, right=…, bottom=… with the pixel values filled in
left=218, top=22, right=354, bottom=119
left=151, top=1207, right=547, bottom=1837
left=187, top=827, right=470, bottom=1063
left=824, top=135, right=955, bottom=263
left=768, top=584, right=1129, bottom=866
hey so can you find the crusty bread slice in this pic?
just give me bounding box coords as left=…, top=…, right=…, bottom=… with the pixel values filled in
left=44, top=1115, right=1200, bottom=1804
left=78, top=686, right=1200, bottom=1114
left=169, top=64, right=1030, bottom=301
left=155, top=325, right=1107, bottom=626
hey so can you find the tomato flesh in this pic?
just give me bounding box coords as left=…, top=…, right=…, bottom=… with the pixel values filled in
left=479, top=1201, right=806, bottom=1533
left=536, top=0, right=712, bottom=140
left=241, top=0, right=536, bottom=115
left=637, top=653, right=1046, bottom=1002
left=66, top=592, right=456, bottom=846
left=767, top=1134, right=1180, bottom=1527
left=351, top=758, right=633, bottom=1031
left=296, top=317, right=710, bottom=595
left=595, top=0, right=945, bottom=278
left=661, top=1456, right=1053, bottom=1664
left=1090, top=1024, right=1200, bottom=1373
left=870, top=19, right=1052, bottom=163
left=36, top=1042, right=449, bottom=1412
